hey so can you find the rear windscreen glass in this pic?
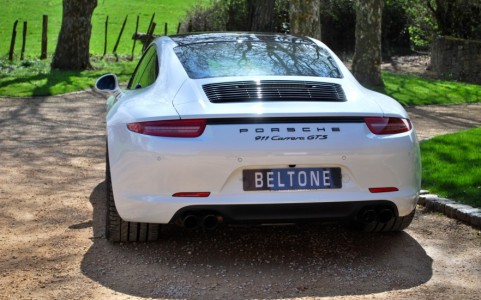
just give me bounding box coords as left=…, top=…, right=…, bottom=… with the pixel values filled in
left=174, top=41, right=342, bottom=79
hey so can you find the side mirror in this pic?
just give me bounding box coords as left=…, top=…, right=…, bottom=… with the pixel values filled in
left=95, top=74, right=121, bottom=95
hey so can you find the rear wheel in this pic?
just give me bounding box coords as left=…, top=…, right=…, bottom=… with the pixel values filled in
left=356, top=209, right=415, bottom=232
left=105, top=148, right=162, bottom=242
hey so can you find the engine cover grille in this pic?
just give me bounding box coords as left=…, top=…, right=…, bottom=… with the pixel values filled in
left=202, top=80, right=346, bottom=103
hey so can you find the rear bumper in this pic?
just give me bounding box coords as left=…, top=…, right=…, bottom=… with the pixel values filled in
left=113, top=190, right=419, bottom=224
left=171, top=200, right=400, bottom=224
left=108, top=120, right=421, bottom=224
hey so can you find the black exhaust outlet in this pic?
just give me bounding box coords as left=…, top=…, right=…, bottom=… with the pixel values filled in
left=182, top=215, right=199, bottom=229
left=378, top=208, right=394, bottom=223
left=360, top=209, right=378, bottom=223
left=202, top=215, right=220, bottom=231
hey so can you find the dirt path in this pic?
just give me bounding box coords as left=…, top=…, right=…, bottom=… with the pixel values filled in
left=407, top=104, right=481, bottom=140
left=1, top=91, right=480, bottom=299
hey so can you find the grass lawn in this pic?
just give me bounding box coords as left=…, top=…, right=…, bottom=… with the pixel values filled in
left=421, top=127, right=481, bottom=208
left=381, top=72, right=481, bottom=106
left=0, top=0, right=205, bottom=59
left=0, top=58, right=136, bottom=97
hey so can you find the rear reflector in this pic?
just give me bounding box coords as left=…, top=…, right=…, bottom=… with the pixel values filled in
left=127, top=119, right=206, bottom=137
left=369, top=187, right=399, bottom=193
left=172, top=192, right=211, bottom=197
left=364, top=117, right=412, bottom=135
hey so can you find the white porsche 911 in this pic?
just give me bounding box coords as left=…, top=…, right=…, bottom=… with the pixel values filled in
left=95, top=32, right=421, bottom=242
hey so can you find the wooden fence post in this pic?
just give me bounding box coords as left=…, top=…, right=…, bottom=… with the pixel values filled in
left=8, top=20, right=18, bottom=61
left=103, top=16, right=108, bottom=57
left=131, top=15, right=140, bottom=60
left=164, top=23, right=168, bottom=36
left=147, top=13, right=155, bottom=34
left=113, top=15, right=128, bottom=60
left=40, top=15, right=48, bottom=59
left=21, top=21, right=27, bottom=60
left=148, top=22, right=157, bottom=40
left=143, top=13, right=155, bottom=52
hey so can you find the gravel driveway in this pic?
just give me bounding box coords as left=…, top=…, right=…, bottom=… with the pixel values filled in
left=1, top=91, right=480, bottom=299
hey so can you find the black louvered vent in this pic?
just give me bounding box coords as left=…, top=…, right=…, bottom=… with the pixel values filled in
left=202, top=80, right=346, bottom=103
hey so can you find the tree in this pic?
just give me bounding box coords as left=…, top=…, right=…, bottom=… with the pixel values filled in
left=248, top=0, right=276, bottom=31
left=427, top=0, right=481, bottom=40
left=352, top=0, right=384, bottom=87
left=51, top=0, right=97, bottom=70
left=289, top=0, right=321, bottom=40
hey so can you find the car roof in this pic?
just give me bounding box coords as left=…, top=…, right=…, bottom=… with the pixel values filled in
left=169, top=32, right=316, bottom=46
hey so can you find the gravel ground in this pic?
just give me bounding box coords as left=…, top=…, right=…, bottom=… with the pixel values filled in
left=1, top=90, right=481, bottom=299
left=407, top=103, right=481, bottom=141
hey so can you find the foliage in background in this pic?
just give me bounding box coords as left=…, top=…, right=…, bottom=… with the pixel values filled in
left=382, top=0, right=411, bottom=55
left=395, top=0, right=436, bottom=51
left=181, top=0, right=247, bottom=32
left=274, top=0, right=289, bottom=33
left=396, top=0, right=481, bottom=51
left=182, top=0, right=288, bottom=33
left=2, top=0, right=481, bottom=99
left=183, top=0, right=419, bottom=55
left=426, top=0, right=481, bottom=40
left=2, top=0, right=479, bottom=60
left=421, top=127, right=481, bottom=208
left=319, top=0, right=356, bottom=53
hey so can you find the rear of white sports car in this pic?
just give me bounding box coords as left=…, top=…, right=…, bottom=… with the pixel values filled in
left=101, top=33, right=421, bottom=242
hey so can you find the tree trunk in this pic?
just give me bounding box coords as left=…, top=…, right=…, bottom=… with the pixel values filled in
left=51, top=0, right=97, bottom=70
left=289, top=0, right=321, bottom=40
left=352, top=0, right=384, bottom=87
left=248, top=0, right=275, bottom=32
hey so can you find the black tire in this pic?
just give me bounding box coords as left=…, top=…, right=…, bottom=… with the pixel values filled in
left=105, top=148, right=162, bottom=242
left=357, top=209, right=415, bottom=233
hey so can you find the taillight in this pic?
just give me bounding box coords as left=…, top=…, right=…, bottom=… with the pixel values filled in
left=369, top=187, right=399, bottom=193
left=364, top=117, right=412, bottom=135
left=127, top=119, right=206, bottom=137
left=172, top=192, right=211, bottom=197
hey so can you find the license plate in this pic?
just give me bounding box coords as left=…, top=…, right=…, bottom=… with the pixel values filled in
left=243, top=167, right=342, bottom=191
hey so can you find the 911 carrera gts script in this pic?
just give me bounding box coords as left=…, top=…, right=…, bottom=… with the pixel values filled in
left=255, top=135, right=327, bottom=141
left=240, top=127, right=329, bottom=141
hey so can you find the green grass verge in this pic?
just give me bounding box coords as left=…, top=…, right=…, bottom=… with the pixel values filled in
left=381, top=72, right=481, bottom=106
left=421, top=127, right=481, bottom=208
left=0, top=58, right=136, bottom=97
left=0, top=0, right=205, bottom=59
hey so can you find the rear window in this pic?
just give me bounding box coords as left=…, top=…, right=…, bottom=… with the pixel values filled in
left=174, top=41, right=342, bottom=79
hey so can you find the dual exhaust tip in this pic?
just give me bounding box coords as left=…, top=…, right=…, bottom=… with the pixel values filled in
left=359, top=207, right=395, bottom=224
left=179, top=213, right=223, bottom=231
left=179, top=207, right=395, bottom=230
